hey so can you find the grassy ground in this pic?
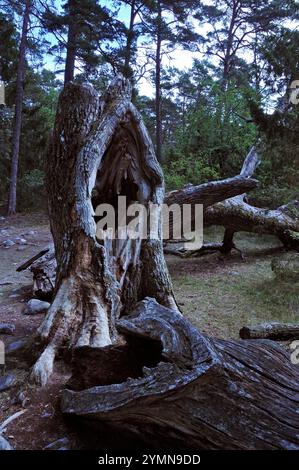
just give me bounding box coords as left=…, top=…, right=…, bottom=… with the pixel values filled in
left=168, top=227, right=299, bottom=339
left=0, top=215, right=298, bottom=448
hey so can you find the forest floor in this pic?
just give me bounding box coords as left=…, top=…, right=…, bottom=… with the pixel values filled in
left=0, top=214, right=298, bottom=449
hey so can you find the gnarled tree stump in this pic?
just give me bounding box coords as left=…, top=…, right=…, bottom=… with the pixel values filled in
left=31, top=77, right=178, bottom=385
left=62, top=297, right=299, bottom=450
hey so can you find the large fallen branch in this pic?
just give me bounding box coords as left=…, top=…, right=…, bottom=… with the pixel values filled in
left=61, top=298, right=299, bottom=450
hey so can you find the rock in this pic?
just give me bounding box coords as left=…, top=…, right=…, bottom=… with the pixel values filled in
left=1, top=240, right=15, bottom=248
left=15, top=238, right=27, bottom=245
left=0, top=230, right=9, bottom=236
left=0, top=374, right=16, bottom=392
left=0, top=323, right=15, bottom=335
left=0, top=436, right=13, bottom=450
left=0, top=216, right=5, bottom=222
left=272, top=254, right=299, bottom=282
left=43, top=437, right=70, bottom=450
left=22, top=230, right=35, bottom=236
left=17, top=246, right=28, bottom=252
left=22, top=299, right=50, bottom=315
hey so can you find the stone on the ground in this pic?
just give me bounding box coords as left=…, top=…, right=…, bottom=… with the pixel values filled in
left=0, top=374, right=16, bottom=392
left=22, top=230, right=35, bottom=236
left=0, top=323, right=15, bottom=335
left=271, top=254, right=299, bottom=282
left=15, top=238, right=27, bottom=245
left=1, top=240, right=15, bottom=248
left=22, top=299, right=50, bottom=316
left=0, top=436, right=13, bottom=450
left=17, top=246, right=28, bottom=252
left=43, top=437, right=70, bottom=450
left=0, top=216, right=5, bottom=221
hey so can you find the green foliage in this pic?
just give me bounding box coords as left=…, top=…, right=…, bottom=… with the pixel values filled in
left=162, top=74, right=257, bottom=190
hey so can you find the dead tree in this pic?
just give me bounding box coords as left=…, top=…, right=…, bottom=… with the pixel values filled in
left=20, top=78, right=299, bottom=449
left=204, top=146, right=299, bottom=252
left=61, top=298, right=299, bottom=450
left=30, top=77, right=180, bottom=386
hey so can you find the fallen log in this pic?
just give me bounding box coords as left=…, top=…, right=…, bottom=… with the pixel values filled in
left=240, top=322, right=299, bottom=340
left=61, top=298, right=299, bottom=450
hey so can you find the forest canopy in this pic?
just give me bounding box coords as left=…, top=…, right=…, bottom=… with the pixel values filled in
left=0, top=0, right=298, bottom=212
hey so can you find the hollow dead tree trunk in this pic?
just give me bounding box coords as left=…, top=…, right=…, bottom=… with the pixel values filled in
left=31, top=77, right=178, bottom=385
left=24, top=78, right=299, bottom=449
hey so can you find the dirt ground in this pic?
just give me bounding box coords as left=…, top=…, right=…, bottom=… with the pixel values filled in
left=0, top=214, right=298, bottom=449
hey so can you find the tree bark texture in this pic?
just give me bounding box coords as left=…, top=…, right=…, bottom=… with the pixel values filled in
left=240, top=322, right=299, bottom=341
left=7, top=0, right=32, bottom=215
left=30, top=77, right=178, bottom=385
left=61, top=297, right=299, bottom=450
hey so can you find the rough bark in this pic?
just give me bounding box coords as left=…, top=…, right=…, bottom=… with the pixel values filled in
left=30, top=77, right=178, bottom=386
left=64, top=0, right=77, bottom=85
left=205, top=198, right=299, bottom=250
left=61, top=297, right=299, bottom=450
left=7, top=0, right=32, bottom=215
left=155, top=0, right=162, bottom=163
left=240, top=322, right=299, bottom=341
left=205, top=146, right=299, bottom=252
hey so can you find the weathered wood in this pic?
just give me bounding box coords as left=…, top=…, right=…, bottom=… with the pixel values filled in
left=30, top=77, right=178, bottom=386
left=61, top=298, right=299, bottom=450
left=240, top=322, right=299, bottom=340
left=205, top=198, right=299, bottom=249
left=164, top=175, right=258, bottom=209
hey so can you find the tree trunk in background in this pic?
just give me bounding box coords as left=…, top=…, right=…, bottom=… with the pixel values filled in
left=7, top=0, right=31, bottom=215
left=155, top=0, right=162, bottom=162
left=123, top=0, right=136, bottom=80
left=64, top=0, right=77, bottom=85
left=30, top=77, right=178, bottom=386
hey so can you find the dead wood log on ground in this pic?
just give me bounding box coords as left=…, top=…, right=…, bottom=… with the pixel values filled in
left=61, top=298, right=299, bottom=450
left=240, top=322, right=299, bottom=340
left=17, top=247, right=55, bottom=301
